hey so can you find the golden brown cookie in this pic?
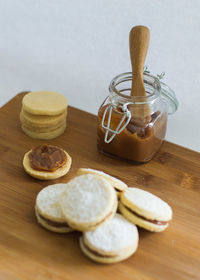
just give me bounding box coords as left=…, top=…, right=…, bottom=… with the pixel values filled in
left=23, top=146, right=72, bottom=180
left=20, top=109, right=67, bottom=128
left=22, top=123, right=66, bottom=139
left=22, top=90, right=68, bottom=115
left=21, top=121, right=66, bottom=133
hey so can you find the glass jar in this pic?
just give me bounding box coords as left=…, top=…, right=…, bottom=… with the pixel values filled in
left=97, top=71, right=178, bottom=163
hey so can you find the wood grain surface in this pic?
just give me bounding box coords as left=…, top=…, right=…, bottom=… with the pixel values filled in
left=0, top=92, right=200, bottom=280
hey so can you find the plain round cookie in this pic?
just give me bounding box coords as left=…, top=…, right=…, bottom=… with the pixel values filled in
left=22, top=90, right=68, bottom=115
left=77, top=168, right=127, bottom=191
left=60, top=174, right=117, bottom=231
left=35, top=184, right=74, bottom=233
left=120, top=188, right=172, bottom=222
left=21, top=123, right=66, bottom=139
left=22, top=121, right=66, bottom=133
left=119, top=202, right=168, bottom=232
left=23, top=150, right=72, bottom=180
left=20, top=109, right=67, bottom=127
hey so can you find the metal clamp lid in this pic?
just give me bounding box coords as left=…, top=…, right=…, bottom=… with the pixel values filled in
left=101, top=102, right=132, bottom=143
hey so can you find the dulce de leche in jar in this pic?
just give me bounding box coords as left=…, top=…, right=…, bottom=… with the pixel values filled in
left=97, top=72, right=178, bottom=163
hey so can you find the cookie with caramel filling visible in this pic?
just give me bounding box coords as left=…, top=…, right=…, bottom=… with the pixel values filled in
left=29, top=144, right=67, bottom=172
left=80, top=214, right=138, bottom=263
left=119, top=187, right=173, bottom=232
left=23, top=144, right=72, bottom=180
left=35, top=183, right=74, bottom=233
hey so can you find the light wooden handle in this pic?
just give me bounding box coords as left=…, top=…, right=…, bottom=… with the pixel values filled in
left=129, top=25, right=150, bottom=97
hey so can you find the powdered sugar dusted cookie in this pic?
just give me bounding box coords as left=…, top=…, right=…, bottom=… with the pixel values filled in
left=77, top=168, right=127, bottom=193
left=80, top=213, right=139, bottom=264
left=35, top=184, right=74, bottom=233
left=119, top=188, right=173, bottom=232
left=60, top=174, right=117, bottom=231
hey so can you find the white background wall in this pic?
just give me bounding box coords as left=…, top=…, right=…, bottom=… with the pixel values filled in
left=0, top=0, right=199, bottom=152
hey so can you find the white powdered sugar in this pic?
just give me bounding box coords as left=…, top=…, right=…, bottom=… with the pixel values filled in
left=78, top=168, right=127, bottom=191
left=84, top=214, right=138, bottom=253
left=124, top=188, right=172, bottom=220
left=60, top=174, right=115, bottom=223
left=36, top=183, right=67, bottom=220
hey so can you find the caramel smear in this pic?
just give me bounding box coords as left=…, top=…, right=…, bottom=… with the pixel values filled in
left=29, top=144, right=67, bottom=172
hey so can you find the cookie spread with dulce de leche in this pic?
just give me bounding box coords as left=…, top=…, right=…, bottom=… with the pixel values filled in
left=28, top=144, right=67, bottom=172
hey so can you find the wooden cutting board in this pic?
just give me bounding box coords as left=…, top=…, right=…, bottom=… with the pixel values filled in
left=0, top=92, right=200, bottom=280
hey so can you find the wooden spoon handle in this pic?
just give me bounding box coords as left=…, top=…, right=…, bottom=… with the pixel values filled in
left=129, top=26, right=150, bottom=96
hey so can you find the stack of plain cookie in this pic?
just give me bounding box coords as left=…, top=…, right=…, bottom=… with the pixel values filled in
left=20, top=90, right=68, bottom=139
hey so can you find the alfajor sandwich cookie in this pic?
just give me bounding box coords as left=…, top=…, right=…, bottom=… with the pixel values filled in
left=119, top=188, right=173, bottom=232
left=80, top=213, right=139, bottom=264
left=60, top=174, right=117, bottom=231
left=35, top=184, right=74, bottom=233
left=77, top=168, right=127, bottom=198
left=23, top=144, right=72, bottom=180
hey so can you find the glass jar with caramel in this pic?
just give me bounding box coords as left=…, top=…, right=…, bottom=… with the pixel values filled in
left=97, top=71, right=178, bottom=163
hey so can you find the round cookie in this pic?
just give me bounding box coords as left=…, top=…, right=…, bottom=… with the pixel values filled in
left=22, top=90, right=68, bottom=115
left=119, top=188, right=173, bottom=232
left=22, top=120, right=66, bottom=133
left=119, top=203, right=168, bottom=232
left=80, top=238, right=137, bottom=264
left=60, top=174, right=117, bottom=231
left=21, top=123, right=66, bottom=140
left=35, top=183, right=74, bottom=233
left=20, top=109, right=67, bottom=127
left=23, top=149, right=72, bottom=180
left=77, top=168, right=127, bottom=192
left=80, top=214, right=139, bottom=264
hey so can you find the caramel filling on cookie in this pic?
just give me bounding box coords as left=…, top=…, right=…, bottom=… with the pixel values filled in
left=29, top=144, right=67, bottom=172
left=83, top=241, right=117, bottom=258
left=70, top=211, right=113, bottom=230
left=124, top=204, right=168, bottom=226
left=39, top=213, right=70, bottom=228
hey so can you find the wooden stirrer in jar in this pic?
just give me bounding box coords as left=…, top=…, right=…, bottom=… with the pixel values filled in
left=129, top=25, right=151, bottom=123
